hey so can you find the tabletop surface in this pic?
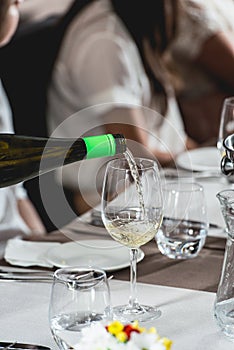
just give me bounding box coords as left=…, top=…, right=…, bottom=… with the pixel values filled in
left=0, top=279, right=233, bottom=350
left=0, top=224, right=225, bottom=292
left=0, top=223, right=228, bottom=350
left=0, top=175, right=232, bottom=349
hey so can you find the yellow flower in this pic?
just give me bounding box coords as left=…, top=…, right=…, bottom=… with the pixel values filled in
left=107, top=321, right=124, bottom=335
left=116, top=331, right=128, bottom=342
left=147, top=327, right=157, bottom=334
left=132, top=320, right=145, bottom=333
left=162, top=337, right=173, bottom=350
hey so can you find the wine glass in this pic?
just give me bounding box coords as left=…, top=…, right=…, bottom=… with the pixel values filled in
left=217, top=97, right=234, bottom=157
left=101, top=156, right=163, bottom=322
left=49, top=267, right=112, bottom=350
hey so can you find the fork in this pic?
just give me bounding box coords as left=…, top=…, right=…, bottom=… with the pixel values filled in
left=0, top=274, right=53, bottom=282
left=2, top=342, right=17, bottom=350
left=0, top=268, right=53, bottom=282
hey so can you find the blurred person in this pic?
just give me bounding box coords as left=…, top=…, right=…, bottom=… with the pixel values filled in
left=47, top=0, right=198, bottom=214
left=169, top=0, right=234, bottom=144
left=0, top=0, right=46, bottom=235
left=19, top=0, right=73, bottom=23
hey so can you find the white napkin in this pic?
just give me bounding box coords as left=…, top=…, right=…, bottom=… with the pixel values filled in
left=4, top=237, right=61, bottom=267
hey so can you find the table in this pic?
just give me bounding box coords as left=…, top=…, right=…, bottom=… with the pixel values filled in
left=1, top=226, right=223, bottom=293
left=116, top=236, right=226, bottom=293
left=49, top=175, right=227, bottom=293
left=0, top=224, right=228, bottom=349
left=39, top=214, right=226, bottom=293
left=0, top=172, right=232, bottom=349
left=0, top=218, right=226, bottom=293
left=0, top=279, right=233, bottom=350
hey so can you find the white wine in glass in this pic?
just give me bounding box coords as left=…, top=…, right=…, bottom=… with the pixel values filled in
left=101, top=155, right=163, bottom=322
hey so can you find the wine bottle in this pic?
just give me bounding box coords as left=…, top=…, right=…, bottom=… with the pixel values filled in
left=0, top=133, right=126, bottom=187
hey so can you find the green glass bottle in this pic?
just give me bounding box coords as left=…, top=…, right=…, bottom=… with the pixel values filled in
left=0, top=133, right=126, bottom=187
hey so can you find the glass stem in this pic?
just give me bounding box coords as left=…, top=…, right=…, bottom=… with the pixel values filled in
left=128, top=248, right=139, bottom=309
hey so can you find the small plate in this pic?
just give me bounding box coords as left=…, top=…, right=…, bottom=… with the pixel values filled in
left=45, top=240, right=145, bottom=271
left=176, top=147, right=220, bottom=172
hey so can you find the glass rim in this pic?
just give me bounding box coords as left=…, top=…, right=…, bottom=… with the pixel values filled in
left=107, top=157, right=157, bottom=171
left=216, top=189, right=234, bottom=202
left=162, top=181, right=204, bottom=193
left=53, top=266, right=107, bottom=283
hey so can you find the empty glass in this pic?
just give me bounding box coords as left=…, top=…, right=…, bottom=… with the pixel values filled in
left=156, top=182, right=208, bottom=259
left=49, top=267, right=112, bottom=350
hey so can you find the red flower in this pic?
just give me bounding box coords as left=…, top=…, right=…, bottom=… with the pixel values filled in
left=123, top=324, right=140, bottom=340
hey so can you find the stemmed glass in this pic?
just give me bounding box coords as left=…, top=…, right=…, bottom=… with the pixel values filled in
left=101, top=157, right=163, bottom=322
left=217, top=97, right=234, bottom=157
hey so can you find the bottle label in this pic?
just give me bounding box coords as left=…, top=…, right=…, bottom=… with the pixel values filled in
left=83, top=134, right=116, bottom=159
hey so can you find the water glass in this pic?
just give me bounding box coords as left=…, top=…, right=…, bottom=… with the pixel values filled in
left=49, top=267, right=112, bottom=350
left=156, top=182, right=208, bottom=259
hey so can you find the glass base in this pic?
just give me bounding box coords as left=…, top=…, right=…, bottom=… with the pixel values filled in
left=113, top=304, right=161, bottom=323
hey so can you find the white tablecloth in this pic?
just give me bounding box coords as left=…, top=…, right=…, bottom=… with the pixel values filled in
left=0, top=279, right=232, bottom=350
left=199, top=178, right=233, bottom=230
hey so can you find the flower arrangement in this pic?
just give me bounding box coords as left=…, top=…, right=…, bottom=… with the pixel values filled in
left=73, top=320, right=172, bottom=350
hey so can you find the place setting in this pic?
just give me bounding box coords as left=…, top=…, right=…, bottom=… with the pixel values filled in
left=2, top=234, right=145, bottom=274
left=176, top=146, right=221, bottom=173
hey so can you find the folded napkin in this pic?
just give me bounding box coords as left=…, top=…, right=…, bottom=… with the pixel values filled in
left=4, top=237, right=61, bottom=267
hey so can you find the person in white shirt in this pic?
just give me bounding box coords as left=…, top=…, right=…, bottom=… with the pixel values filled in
left=170, top=0, right=234, bottom=144
left=0, top=0, right=46, bottom=235
left=47, top=0, right=197, bottom=213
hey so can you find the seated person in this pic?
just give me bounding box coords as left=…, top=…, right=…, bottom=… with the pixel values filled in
left=46, top=0, right=198, bottom=215
left=169, top=0, right=234, bottom=144
left=0, top=0, right=46, bottom=235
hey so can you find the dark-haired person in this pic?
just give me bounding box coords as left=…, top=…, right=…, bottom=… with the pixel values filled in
left=0, top=0, right=46, bottom=235
left=47, top=0, right=198, bottom=213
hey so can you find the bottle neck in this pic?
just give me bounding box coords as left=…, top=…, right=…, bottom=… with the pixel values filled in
left=113, top=134, right=127, bottom=154
left=83, top=134, right=126, bottom=159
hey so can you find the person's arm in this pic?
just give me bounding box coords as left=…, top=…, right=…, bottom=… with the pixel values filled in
left=74, top=36, right=177, bottom=166
left=73, top=34, right=190, bottom=166
left=196, top=32, right=234, bottom=90
left=102, top=106, right=187, bottom=166
left=171, top=0, right=234, bottom=91
left=17, top=197, right=46, bottom=235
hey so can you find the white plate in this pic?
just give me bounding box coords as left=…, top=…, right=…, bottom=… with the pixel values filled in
left=46, top=239, right=145, bottom=271
left=176, top=147, right=220, bottom=172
